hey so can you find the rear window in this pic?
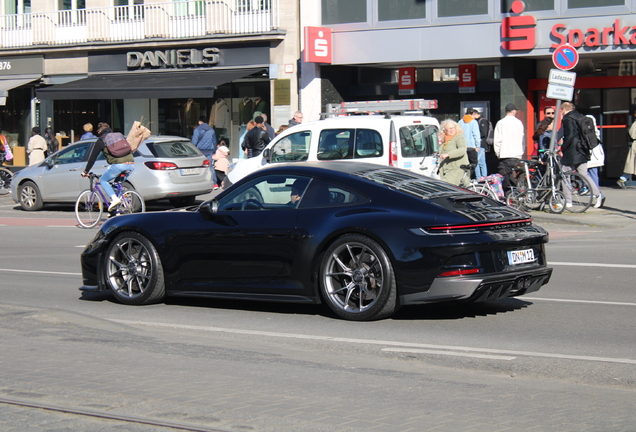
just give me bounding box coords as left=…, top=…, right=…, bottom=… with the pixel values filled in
left=146, top=141, right=201, bottom=158
left=317, top=129, right=383, bottom=160
left=400, top=124, right=439, bottom=158
left=355, top=168, right=459, bottom=199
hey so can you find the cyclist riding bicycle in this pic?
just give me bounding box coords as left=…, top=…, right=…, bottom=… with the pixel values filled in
left=81, top=122, right=135, bottom=211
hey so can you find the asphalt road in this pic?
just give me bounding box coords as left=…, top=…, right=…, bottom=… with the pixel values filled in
left=1, top=191, right=635, bottom=431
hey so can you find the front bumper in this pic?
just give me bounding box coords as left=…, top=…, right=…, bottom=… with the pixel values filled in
left=400, top=267, right=552, bottom=305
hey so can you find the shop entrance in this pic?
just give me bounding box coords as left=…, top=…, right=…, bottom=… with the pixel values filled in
left=529, top=75, right=636, bottom=181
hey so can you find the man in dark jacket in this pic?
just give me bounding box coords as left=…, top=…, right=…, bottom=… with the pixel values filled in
left=81, top=122, right=135, bottom=211
left=243, top=116, right=271, bottom=158
left=560, top=102, right=601, bottom=208
left=192, top=116, right=218, bottom=186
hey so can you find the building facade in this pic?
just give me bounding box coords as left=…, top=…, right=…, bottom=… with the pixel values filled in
left=0, top=0, right=301, bottom=163
left=300, top=0, right=636, bottom=179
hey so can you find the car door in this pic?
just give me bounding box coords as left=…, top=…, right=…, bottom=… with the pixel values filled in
left=171, top=174, right=311, bottom=294
left=38, top=142, right=95, bottom=201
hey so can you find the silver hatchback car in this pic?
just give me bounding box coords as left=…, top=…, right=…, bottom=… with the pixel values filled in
left=11, top=135, right=213, bottom=211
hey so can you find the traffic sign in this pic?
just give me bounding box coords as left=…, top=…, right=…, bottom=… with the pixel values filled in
left=548, top=69, right=576, bottom=87
left=552, top=44, right=579, bottom=71
left=546, top=83, right=574, bottom=101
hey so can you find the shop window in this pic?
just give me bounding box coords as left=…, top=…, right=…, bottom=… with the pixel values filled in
left=437, top=0, right=487, bottom=17
left=501, top=0, right=554, bottom=12
left=433, top=68, right=458, bottom=82
left=568, top=0, right=623, bottom=7
left=322, top=0, right=366, bottom=24
left=379, top=0, right=426, bottom=21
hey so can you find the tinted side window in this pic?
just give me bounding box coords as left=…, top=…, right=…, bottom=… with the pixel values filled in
left=219, top=175, right=312, bottom=211
left=298, top=178, right=367, bottom=209
left=400, top=125, right=439, bottom=158
left=271, top=131, right=311, bottom=162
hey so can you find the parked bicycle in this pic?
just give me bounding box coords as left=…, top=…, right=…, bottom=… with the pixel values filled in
left=75, top=172, right=145, bottom=228
left=459, top=164, right=502, bottom=201
left=505, top=150, right=594, bottom=214
left=0, top=152, right=14, bottom=197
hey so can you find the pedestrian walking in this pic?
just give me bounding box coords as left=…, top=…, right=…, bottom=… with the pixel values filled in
left=617, top=110, right=636, bottom=189
left=472, top=108, right=490, bottom=178
left=288, top=111, right=303, bottom=128
left=458, top=108, right=482, bottom=178
left=192, top=116, right=218, bottom=188
left=438, top=119, right=469, bottom=187
left=81, top=123, right=96, bottom=140
left=242, top=116, right=271, bottom=158
left=493, top=103, right=524, bottom=191
left=559, top=102, right=602, bottom=208
left=213, top=139, right=230, bottom=187
left=26, top=127, right=47, bottom=166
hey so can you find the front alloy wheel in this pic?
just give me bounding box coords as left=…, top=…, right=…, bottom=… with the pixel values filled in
left=320, top=235, right=398, bottom=321
left=104, top=232, right=165, bottom=305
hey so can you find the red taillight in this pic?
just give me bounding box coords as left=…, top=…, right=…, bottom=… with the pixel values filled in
left=144, top=161, right=178, bottom=170
left=389, top=140, right=398, bottom=167
left=428, top=219, right=532, bottom=232
left=202, top=159, right=210, bottom=167
left=439, top=268, right=480, bottom=277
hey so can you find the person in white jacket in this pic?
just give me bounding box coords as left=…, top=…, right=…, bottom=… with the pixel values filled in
left=494, top=103, right=524, bottom=191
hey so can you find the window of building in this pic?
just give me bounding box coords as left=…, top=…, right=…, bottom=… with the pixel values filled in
left=236, top=0, right=271, bottom=12
left=58, top=0, right=85, bottom=10
left=501, top=0, right=553, bottom=12
left=568, top=0, right=623, bottom=7
left=5, top=0, right=30, bottom=14
left=433, top=68, right=458, bottom=82
left=378, top=0, right=426, bottom=21
left=322, top=0, right=366, bottom=24
left=437, top=0, right=487, bottom=17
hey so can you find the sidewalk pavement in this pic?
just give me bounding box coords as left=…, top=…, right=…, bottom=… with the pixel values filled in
left=528, top=183, right=636, bottom=228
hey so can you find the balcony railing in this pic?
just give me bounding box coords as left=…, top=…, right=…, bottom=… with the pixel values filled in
left=0, top=0, right=278, bottom=48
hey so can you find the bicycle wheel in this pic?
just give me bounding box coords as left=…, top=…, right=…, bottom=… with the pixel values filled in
left=117, top=190, right=146, bottom=216
left=75, top=190, right=104, bottom=228
left=548, top=190, right=566, bottom=214
left=467, top=182, right=497, bottom=201
left=559, top=172, right=593, bottom=213
left=505, top=189, right=529, bottom=212
left=0, top=167, right=13, bottom=197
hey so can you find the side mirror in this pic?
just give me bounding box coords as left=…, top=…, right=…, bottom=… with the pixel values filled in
left=45, top=158, right=55, bottom=169
left=263, top=148, right=271, bottom=163
left=198, top=199, right=218, bottom=220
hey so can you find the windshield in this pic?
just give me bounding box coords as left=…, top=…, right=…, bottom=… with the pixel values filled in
left=146, top=141, right=201, bottom=158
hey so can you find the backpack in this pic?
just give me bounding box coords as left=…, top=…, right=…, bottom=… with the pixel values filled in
left=104, top=132, right=132, bottom=157
left=574, top=115, right=599, bottom=154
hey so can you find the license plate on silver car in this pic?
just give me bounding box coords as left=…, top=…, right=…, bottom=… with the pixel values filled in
left=507, top=249, right=535, bottom=265
left=180, top=168, right=200, bottom=176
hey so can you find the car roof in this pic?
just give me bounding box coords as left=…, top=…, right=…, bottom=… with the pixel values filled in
left=259, top=161, right=406, bottom=176
left=298, top=115, right=438, bottom=129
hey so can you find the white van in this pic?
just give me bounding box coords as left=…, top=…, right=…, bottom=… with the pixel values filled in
left=226, top=115, right=441, bottom=186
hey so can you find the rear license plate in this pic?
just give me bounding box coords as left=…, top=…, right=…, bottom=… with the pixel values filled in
left=180, top=168, right=201, bottom=176
left=507, top=249, right=535, bottom=265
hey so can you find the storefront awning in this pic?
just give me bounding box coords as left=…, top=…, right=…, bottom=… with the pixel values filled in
left=0, top=75, right=41, bottom=96
left=36, top=68, right=266, bottom=100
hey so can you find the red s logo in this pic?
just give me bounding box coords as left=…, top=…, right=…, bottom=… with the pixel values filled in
left=501, top=0, right=536, bottom=51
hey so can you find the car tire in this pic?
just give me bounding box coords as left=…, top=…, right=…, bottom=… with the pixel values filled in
left=169, top=196, right=196, bottom=207
left=18, top=181, right=44, bottom=211
left=320, top=234, right=398, bottom=321
left=103, top=232, right=165, bottom=305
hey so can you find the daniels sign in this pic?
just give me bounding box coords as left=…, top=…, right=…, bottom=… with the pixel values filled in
left=127, top=48, right=220, bottom=69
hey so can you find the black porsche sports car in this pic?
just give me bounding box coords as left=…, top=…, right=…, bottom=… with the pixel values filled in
left=80, top=161, right=552, bottom=321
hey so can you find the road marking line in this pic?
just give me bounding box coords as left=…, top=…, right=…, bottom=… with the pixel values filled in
left=524, top=297, right=636, bottom=306
left=114, top=320, right=636, bottom=366
left=0, top=268, right=81, bottom=276
left=550, top=261, right=636, bottom=269
left=382, top=348, right=516, bottom=361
